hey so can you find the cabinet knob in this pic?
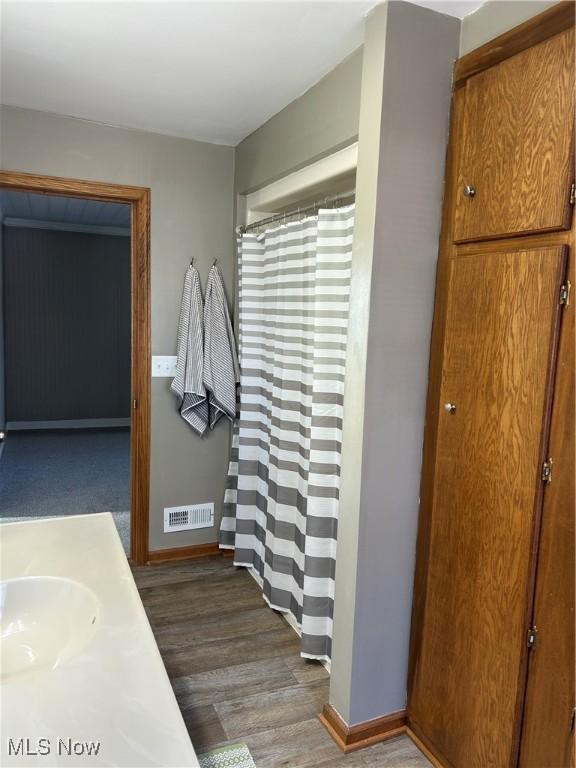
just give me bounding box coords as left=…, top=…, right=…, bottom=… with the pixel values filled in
left=463, top=185, right=476, bottom=198
left=444, top=402, right=457, bottom=414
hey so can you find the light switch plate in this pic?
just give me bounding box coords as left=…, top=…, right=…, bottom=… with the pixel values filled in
left=152, top=355, right=177, bottom=377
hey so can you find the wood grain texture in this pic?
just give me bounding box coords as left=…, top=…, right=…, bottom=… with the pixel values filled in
left=454, top=27, right=575, bottom=243
left=133, top=558, right=431, bottom=767
left=171, top=657, right=297, bottom=708
left=454, top=1, right=575, bottom=87
left=129, top=187, right=151, bottom=565
left=0, top=170, right=151, bottom=565
left=519, top=255, right=575, bottom=767
left=319, top=704, right=407, bottom=753
left=409, top=246, right=566, bottom=768
left=0, top=169, right=151, bottom=203
left=409, top=15, right=575, bottom=765
left=407, top=85, right=467, bottom=706
left=406, top=727, right=451, bottom=768
left=219, top=679, right=330, bottom=740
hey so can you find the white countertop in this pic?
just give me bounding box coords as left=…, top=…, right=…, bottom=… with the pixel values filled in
left=0, top=513, right=199, bottom=768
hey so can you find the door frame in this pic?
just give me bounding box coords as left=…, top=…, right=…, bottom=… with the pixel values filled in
left=0, top=170, right=151, bottom=565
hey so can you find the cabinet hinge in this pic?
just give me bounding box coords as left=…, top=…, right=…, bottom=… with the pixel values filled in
left=570, top=708, right=576, bottom=734
left=570, top=183, right=576, bottom=206
left=541, top=459, right=553, bottom=484
left=133, top=399, right=138, bottom=410
left=560, top=281, right=571, bottom=308
left=527, top=626, right=537, bottom=650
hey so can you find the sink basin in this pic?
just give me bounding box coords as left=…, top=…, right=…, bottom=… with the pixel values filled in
left=0, top=576, right=100, bottom=679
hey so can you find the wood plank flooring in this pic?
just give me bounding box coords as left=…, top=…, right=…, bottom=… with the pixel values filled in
left=133, top=556, right=430, bottom=767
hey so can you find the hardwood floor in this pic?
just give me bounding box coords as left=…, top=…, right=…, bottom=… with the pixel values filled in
left=133, top=556, right=430, bottom=767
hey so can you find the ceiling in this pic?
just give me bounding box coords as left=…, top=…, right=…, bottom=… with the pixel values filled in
left=0, top=191, right=130, bottom=229
left=1, top=1, right=485, bottom=148
left=410, top=0, right=485, bottom=17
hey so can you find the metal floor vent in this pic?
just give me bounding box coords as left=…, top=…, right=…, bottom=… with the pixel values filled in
left=163, top=503, right=214, bottom=532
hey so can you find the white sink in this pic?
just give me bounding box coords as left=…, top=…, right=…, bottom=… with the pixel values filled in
left=0, top=576, right=101, bottom=679
left=1, top=515, right=199, bottom=766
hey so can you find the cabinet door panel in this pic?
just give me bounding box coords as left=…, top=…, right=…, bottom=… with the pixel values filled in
left=409, top=247, right=566, bottom=768
left=519, top=255, right=575, bottom=768
left=454, top=29, right=575, bottom=243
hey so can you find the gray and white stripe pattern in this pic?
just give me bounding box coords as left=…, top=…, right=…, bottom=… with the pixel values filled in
left=171, top=264, right=209, bottom=435
left=204, top=264, right=240, bottom=429
left=220, top=205, right=354, bottom=661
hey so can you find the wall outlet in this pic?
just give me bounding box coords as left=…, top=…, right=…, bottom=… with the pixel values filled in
left=164, top=503, right=214, bottom=533
left=152, top=355, right=177, bottom=377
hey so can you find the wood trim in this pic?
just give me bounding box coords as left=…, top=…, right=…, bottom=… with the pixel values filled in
left=319, top=704, right=407, bottom=753
left=454, top=1, right=575, bottom=88
left=518, top=250, right=575, bottom=766
left=0, top=170, right=152, bottom=202
left=510, top=245, right=569, bottom=765
left=147, top=542, right=223, bottom=564
left=455, top=231, right=575, bottom=255
left=406, top=725, right=451, bottom=768
left=129, top=186, right=151, bottom=566
left=0, top=170, right=151, bottom=565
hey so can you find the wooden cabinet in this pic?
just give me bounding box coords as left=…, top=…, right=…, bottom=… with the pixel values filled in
left=454, top=28, right=575, bottom=243
left=408, top=6, right=575, bottom=768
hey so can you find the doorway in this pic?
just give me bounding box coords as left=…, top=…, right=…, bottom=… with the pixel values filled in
left=0, top=171, right=150, bottom=564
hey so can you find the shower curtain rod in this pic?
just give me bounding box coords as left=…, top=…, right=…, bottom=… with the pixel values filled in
left=236, top=191, right=355, bottom=235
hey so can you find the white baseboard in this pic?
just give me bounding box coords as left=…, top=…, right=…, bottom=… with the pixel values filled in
left=6, top=418, right=131, bottom=431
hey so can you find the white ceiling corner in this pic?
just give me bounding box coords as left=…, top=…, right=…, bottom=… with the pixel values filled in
left=406, top=0, right=485, bottom=19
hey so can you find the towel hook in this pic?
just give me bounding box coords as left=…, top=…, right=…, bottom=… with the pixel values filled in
left=189, top=257, right=194, bottom=267
left=213, top=258, right=218, bottom=267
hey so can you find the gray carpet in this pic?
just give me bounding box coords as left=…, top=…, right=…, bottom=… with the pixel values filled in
left=0, top=427, right=130, bottom=514
left=0, top=428, right=130, bottom=517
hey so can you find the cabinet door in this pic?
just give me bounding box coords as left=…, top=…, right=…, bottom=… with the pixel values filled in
left=409, top=247, right=566, bottom=768
left=519, top=256, right=575, bottom=768
left=454, top=29, right=575, bottom=243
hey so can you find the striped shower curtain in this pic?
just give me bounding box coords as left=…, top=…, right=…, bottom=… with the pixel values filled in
left=219, top=205, right=354, bottom=662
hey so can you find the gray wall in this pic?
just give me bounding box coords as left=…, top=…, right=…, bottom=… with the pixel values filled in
left=3, top=227, right=130, bottom=422
left=331, top=1, right=460, bottom=725
left=235, top=47, right=363, bottom=194
left=0, top=106, right=235, bottom=551
left=460, top=0, right=558, bottom=53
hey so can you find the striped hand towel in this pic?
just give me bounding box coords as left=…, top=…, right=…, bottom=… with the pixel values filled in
left=171, top=264, right=209, bottom=435
left=203, top=264, right=240, bottom=429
